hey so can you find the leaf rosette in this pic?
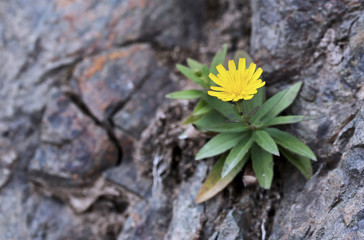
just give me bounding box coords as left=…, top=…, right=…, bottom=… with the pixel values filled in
left=166, top=45, right=317, bottom=203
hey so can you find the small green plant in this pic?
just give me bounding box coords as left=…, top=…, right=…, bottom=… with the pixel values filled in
left=166, top=45, right=316, bottom=203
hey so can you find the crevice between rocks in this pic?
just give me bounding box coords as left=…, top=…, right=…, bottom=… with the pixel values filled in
left=64, top=89, right=124, bottom=167
left=13, top=37, right=42, bottom=81
left=106, top=73, right=156, bottom=138
left=62, top=66, right=162, bottom=168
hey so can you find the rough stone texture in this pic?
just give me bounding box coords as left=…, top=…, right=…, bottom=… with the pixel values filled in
left=1, top=0, right=364, bottom=239
left=71, top=44, right=162, bottom=121
left=112, top=66, right=175, bottom=138
left=0, top=177, right=126, bottom=239
left=116, top=102, right=205, bottom=240
left=212, top=209, right=248, bottom=240
left=0, top=0, right=206, bottom=238
left=203, top=0, right=252, bottom=54
left=269, top=107, right=364, bottom=240
left=112, top=0, right=205, bottom=49
left=29, top=91, right=119, bottom=180
left=164, top=163, right=207, bottom=240
left=104, top=130, right=152, bottom=198
left=251, top=1, right=363, bottom=149
left=250, top=0, right=364, bottom=239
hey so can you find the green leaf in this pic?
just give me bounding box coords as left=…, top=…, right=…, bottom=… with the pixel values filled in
left=195, top=153, right=249, bottom=204
left=193, top=100, right=213, bottom=116
left=250, top=90, right=286, bottom=123
left=267, top=81, right=302, bottom=118
left=222, top=134, right=253, bottom=178
left=202, top=122, right=249, bottom=133
left=233, top=50, right=253, bottom=67
left=250, top=82, right=302, bottom=123
left=252, top=144, right=273, bottom=189
left=194, top=110, right=227, bottom=131
left=187, top=58, right=204, bottom=71
left=252, top=130, right=280, bottom=156
left=241, top=87, right=266, bottom=116
left=166, top=90, right=203, bottom=99
left=263, top=115, right=307, bottom=126
left=210, top=44, right=227, bottom=75
left=177, top=64, right=208, bottom=88
left=196, top=133, right=245, bottom=160
left=201, top=64, right=214, bottom=86
left=183, top=114, right=203, bottom=125
left=202, top=93, right=242, bottom=122
left=266, top=128, right=317, bottom=161
left=280, top=148, right=312, bottom=179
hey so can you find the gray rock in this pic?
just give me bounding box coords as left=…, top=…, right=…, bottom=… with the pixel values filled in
left=29, top=91, right=119, bottom=180
left=112, top=0, right=204, bottom=49
left=104, top=154, right=152, bottom=199
left=269, top=165, right=363, bottom=240
left=0, top=0, right=205, bottom=239
left=0, top=179, right=32, bottom=240
left=0, top=168, right=11, bottom=190
left=1, top=0, right=364, bottom=239
left=112, top=65, right=176, bottom=138
left=104, top=128, right=153, bottom=198
left=250, top=1, right=364, bottom=239
left=214, top=209, right=248, bottom=240
left=117, top=194, right=172, bottom=240
left=164, top=163, right=207, bottom=240
left=116, top=101, right=203, bottom=240
left=0, top=177, right=126, bottom=240
left=0, top=134, right=17, bottom=189
left=203, top=0, right=252, bottom=53
left=339, top=107, right=364, bottom=177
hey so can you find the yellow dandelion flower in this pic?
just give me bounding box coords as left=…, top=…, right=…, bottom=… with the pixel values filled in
left=208, top=58, right=265, bottom=102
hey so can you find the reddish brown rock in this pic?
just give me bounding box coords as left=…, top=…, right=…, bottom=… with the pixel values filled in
left=71, top=44, right=157, bottom=121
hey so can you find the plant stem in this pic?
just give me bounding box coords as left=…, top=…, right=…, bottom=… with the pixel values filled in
left=233, top=100, right=251, bottom=125
left=236, top=102, right=243, bottom=116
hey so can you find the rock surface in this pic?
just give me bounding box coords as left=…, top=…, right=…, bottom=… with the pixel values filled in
left=250, top=1, right=364, bottom=239
left=0, top=0, right=363, bottom=239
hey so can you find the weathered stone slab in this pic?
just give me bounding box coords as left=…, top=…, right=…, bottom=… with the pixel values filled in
left=29, top=91, right=118, bottom=180
left=0, top=177, right=126, bottom=240
left=164, top=163, right=207, bottom=240
left=71, top=44, right=158, bottom=121
left=112, top=64, right=175, bottom=138
left=250, top=2, right=364, bottom=239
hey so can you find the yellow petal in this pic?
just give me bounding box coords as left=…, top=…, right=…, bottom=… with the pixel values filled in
left=228, top=60, right=236, bottom=71
left=246, top=89, right=258, bottom=95
left=207, top=91, right=223, bottom=97
left=252, top=67, right=263, bottom=81
left=254, top=80, right=265, bottom=88
left=238, top=58, right=246, bottom=71
left=210, top=86, right=225, bottom=91
left=232, top=95, right=242, bottom=101
left=216, top=64, right=227, bottom=75
left=245, top=63, right=256, bottom=82
left=243, top=95, right=254, bottom=100
left=221, top=96, right=234, bottom=101
left=212, top=92, right=234, bottom=101
left=247, top=80, right=265, bottom=91
left=247, top=79, right=262, bottom=87
left=209, top=73, right=224, bottom=86
left=208, top=58, right=264, bottom=102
